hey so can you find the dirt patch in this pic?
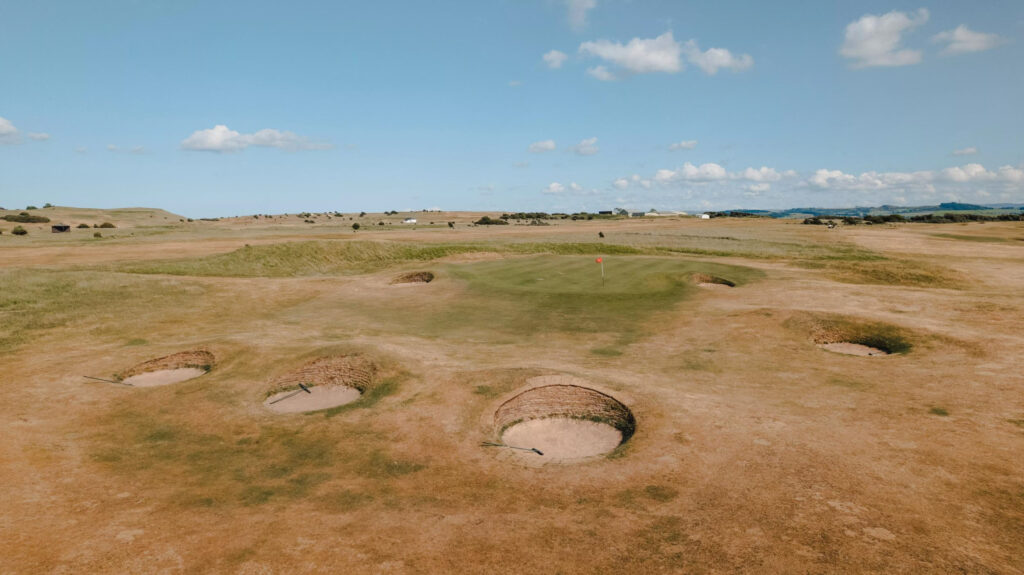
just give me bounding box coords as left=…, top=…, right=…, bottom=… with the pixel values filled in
left=493, top=376, right=635, bottom=462
left=263, top=355, right=377, bottom=413
left=691, top=273, right=735, bottom=288
left=391, top=271, right=434, bottom=284
left=119, top=350, right=215, bottom=387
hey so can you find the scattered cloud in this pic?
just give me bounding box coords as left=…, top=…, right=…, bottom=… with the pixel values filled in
left=745, top=183, right=771, bottom=194
left=933, top=25, right=1004, bottom=55
left=586, top=65, right=616, bottom=81
left=571, top=137, right=599, bottom=156
left=840, top=8, right=929, bottom=68
left=613, top=178, right=629, bottom=190
left=579, top=31, right=682, bottom=75
left=543, top=50, right=568, bottom=69
left=668, top=140, right=698, bottom=151
left=682, top=40, right=753, bottom=75
left=180, top=124, right=331, bottom=153
left=507, top=80, right=522, bottom=87
left=569, top=182, right=583, bottom=191
left=528, top=139, right=556, bottom=153
left=565, top=0, right=596, bottom=31
left=0, top=117, right=20, bottom=144
left=654, top=162, right=728, bottom=182
left=27, top=132, right=50, bottom=141
left=543, top=182, right=566, bottom=194
left=942, top=163, right=1023, bottom=183
left=952, top=146, right=977, bottom=156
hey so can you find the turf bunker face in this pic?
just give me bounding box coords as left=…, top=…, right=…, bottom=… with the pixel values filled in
left=264, top=355, right=377, bottom=413
left=691, top=273, right=736, bottom=289
left=120, top=350, right=214, bottom=387
left=391, top=271, right=434, bottom=284
left=494, top=377, right=635, bottom=462
left=802, top=316, right=912, bottom=357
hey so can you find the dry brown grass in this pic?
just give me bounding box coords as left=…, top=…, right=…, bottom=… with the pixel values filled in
left=1, top=211, right=1022, bottom=573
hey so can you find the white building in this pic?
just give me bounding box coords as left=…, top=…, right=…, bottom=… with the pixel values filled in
left=402, top=218, right=417, bottom=224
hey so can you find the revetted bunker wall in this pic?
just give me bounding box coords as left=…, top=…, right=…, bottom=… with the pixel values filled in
left=494, top=384, right=636, bottom=441
left=121, top=350, right=215, bottom=378
left=270, top=355, right=377, bottom=392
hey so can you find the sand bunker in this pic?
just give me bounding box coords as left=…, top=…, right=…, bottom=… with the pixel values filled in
left=692, top=273, right=735, bottom=288
left=494, top=377, right=635, bottom=462
left=263, top=355, right=377, bottom=413
left=819, top=342, right=889, bottom=356
left=391, top=271, right=434, bottom=284
left=119, top=350, right=214, bottom=387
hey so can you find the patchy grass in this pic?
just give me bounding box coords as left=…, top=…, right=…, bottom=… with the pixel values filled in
left=787, top=313, right=914, bottom=354
left=323, top=376, right=401, bottom=418
left=929, top=407, right=950, bottom=417
left=798, top=258, right=964, bottom=289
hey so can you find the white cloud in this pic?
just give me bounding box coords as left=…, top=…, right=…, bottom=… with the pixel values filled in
left=543, top=50, right=568, bottom=69
left=565, top=0, right=596, bottom=31
left=180, top=124, right=331, bottom=153
left=734, top=166, right=794, bottom=182
left=27, top=132, right=50, bottom=141
left=613, top=178, right=629, bottom=190
left=654, top=162, right=729, bottom=182
left=952, top=146, right=977, bottom=156
left=543, top=182, right=566, bottom=195
left=0, top=117, right=21, bottom=144
left=571, top=137, right=599, bottom=156
left=933, top=25, right=1003, bottom=55
left=745, top=183, right=771, bottom=194
left=579, top=31, right=682, bottom=75
left=669, top=140, right=697, bottom=151
left=682, top=40, right=753, bottom=75
left=508, top=80, right=522, bottom=87
left=840, top=9, right=929, bottom=68
left=569, top=182, right=583, bottom=191
left=528, top=139, right=556, bottom=153
left=107, top=144, right=119, bottom=152
left=586, top=65, right=616, bottom=81
left=942, top=163, right=1024, bottom=183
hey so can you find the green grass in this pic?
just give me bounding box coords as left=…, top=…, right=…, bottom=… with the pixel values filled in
left=932, top=233, right=1012, bottom=243
left=88, top=407, right=423, bottom=508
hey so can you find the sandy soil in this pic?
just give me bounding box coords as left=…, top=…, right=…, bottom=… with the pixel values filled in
left=820, top=342, right=889, bottom=356
left=121, top=367, right=207, bottom=387
left=502, top=418, right=623, bottom=461
left=697, top=282, right=734, bottom=290
left=263, top=385, right=361, bottom=413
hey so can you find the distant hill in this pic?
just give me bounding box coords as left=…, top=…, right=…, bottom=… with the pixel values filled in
left=724, top=203, right=1024, bottom=219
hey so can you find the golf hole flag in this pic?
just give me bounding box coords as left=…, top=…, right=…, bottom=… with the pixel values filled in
left=595, top=257, right=602, bottom=263
left=596, top=257, right=604, bottom=285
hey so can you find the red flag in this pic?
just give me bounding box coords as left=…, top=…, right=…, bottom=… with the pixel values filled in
left=595, top=257, right=603, bottom=263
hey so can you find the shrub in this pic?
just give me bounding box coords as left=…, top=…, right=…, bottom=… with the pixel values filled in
left=352, top=222, right=360, bottom=230
left=12, top=226, right=28, bottom=235
left=448, top=222, right=455, bottom=228
left=359, top=211, right=366, bottom=217
left=93, top=232, right=102, bottom=238
left=43, top=203, right=53, bottom=208
left=3, top=213, right=50, bottom=223
left=77, top=223, right=90, bottom=229
left=26, top=205, right=38, bottom=210
left=98, top=222, right=116, bottom=228
left=474, top=216, right=508, bottom=225
left=598, top=231, right=605, bottom=238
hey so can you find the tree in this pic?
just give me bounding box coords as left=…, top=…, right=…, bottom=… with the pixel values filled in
left=12, top=226, right=27, bottom=235
left=352, top=222, right=360, bottom=230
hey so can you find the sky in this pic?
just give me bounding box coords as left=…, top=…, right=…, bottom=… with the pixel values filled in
left=1, top=0, right=1022, bottom=217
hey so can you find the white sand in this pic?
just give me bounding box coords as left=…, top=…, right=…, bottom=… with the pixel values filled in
left=697, top=282, right=732, bottom=290
left=502, top=418, right=622, bottom=461
left=820, top=342, right=888, bottom=357
left=122, top=367, right=207, bottom=387
left=263, top=385, right=361, bottom=413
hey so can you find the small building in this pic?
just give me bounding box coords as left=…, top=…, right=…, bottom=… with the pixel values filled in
left=598, top=210, right=613, bottom=215
left=631, top=212, right=646, bottom=217
left=51, top=225, right=71, bottom=233
left=402, top=218, right=417, bottom=224
left=698, top=214, right=711, bottom=220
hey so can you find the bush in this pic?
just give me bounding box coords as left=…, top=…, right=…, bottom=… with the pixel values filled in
left=77, top=223, right=90, bottom=229
left=359, top=211, right=366, bottom=217
left=93, top=232, right=102, bottom=238
left=12, top=226, right=27, bottom=235
left=474, top=216, right=508, bottom=225
left=352, top=222, right=360, bottom=230
left=43, top=203, right=53, bottom=208
left=98, top=222, right=116, bottom=228
left=3, top=213, right=50, bottom=223
left=26, top=205, right=38, bottom=210
left=448, top=222, right=455, bottom=228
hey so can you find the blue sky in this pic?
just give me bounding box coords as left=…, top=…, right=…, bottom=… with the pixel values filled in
left=1, top=0, right=1022, bottom=216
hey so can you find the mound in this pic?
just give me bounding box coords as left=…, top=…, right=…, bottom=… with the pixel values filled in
left=264, top=355, right=377, bottom=413
left=494, top=376, right=635, bottom=462
left=120, top=350, right=214, bottom=387
left=391, top=271, right=435, bottom=284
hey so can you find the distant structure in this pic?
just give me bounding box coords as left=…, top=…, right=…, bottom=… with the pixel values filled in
left=698, top=214, right=711, bottom=220
left=631, top=212, right=646, bottom=217
left=51, top=224, right=71, bottom=233
left=402, top=218, right=417, bottom=224
left=598, top=210, right=613, bottom=215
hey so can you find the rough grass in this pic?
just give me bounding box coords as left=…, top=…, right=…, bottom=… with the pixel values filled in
left=787, top=312, right=914, bottom=354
